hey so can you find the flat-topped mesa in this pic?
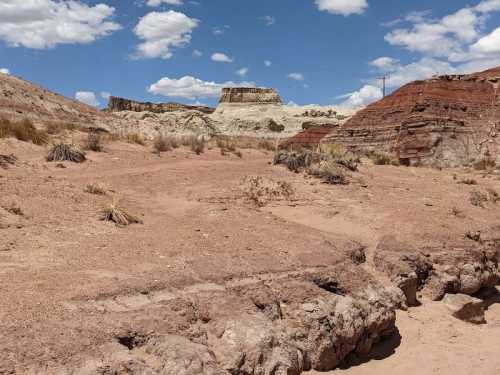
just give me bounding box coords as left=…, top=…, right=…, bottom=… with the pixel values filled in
left=219, top=87, right=282, bottom=105
left=107, top=96, right=215, bottom=114
left=322, top=66, right=500, bottom=167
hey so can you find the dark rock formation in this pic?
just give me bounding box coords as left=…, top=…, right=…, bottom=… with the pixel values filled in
left=107, top=96, right=215, bottom=114
left=323, top=67, right=500, bottom=167
left=219, top=87, right=282, bottom=105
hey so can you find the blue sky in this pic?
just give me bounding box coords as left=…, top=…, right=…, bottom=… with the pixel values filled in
left=1, top=0, right=500, bottom=108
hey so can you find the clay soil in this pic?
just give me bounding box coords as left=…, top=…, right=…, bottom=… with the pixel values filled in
left=0, top=137, right=499, bottom=374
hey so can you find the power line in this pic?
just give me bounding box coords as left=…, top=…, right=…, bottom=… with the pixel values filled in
left=378, top=75, right=390, bottom=97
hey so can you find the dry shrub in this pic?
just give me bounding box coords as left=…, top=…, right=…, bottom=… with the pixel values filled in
left=273, top=150, right=316, bottom=172
left=487, top=188, right=499, bottom=203
left=99, top=200, right=142, bottom=226
left=182, top=135, right=205, bottom=155
left=369, top=151, right=400, bottom=166
left=459, top=178, right=477, bottom=185
left=46, top=122, right=76, bottom=135
left=216, top=136, right=236, bottom=153
left=0, top=118, right=48, bottom=145
left=126, top=132, right=145, bottom=145
left=473, top=155, right=496, bottom=171
left=84, top=131, right=103, bottom=152
left=3, top=203, right=23, bottom=216
left=307, top=160, right=348, bottom=185
left=319, top=144, right=360, bottom=171
left=85, top=182, right=107, bottom=195
left=47, top=144, right=86, bottom=163
left=470, top=189, right=488, bottom=208
left=0, top=154, right=17, bottom=169
left=153, top=134, right=178, bottom=153
left=242, top=176, right=294, bottom=207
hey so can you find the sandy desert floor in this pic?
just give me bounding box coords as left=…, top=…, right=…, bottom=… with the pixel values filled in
left=0, top=136, right=499, bottom=374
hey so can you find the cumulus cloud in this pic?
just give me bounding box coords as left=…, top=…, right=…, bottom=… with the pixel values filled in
left=193, top=49, right=202, bottom=57
left=75, top=91, right=99, bottom=107
left=340, top=85, right=383, bottom=108
left=236, top=67, right=249, bottom=77
left=0, top=0, right=120, bottom=49
left=288, top=72, right=305, bottom=81
left=315, top=0, right=368, bottom=16
left=370, top=57, right=400, bottom=72
left=148, top=76, right=255, bottom=100
left=0, top=68, right=10, bottom=75
left=264, top=60, right=272, bottom=67
left=211, top=53, right=233, bottom=63
left=134, top=11, right=198, bottom=59
left=471, top=27, right=500, bottom=55
left=147, top=0, right=183, bottom=6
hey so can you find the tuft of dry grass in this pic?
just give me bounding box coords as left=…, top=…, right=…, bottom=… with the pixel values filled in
left=470, top=189, right=488, bottom=208
left=46, top=122, right=77, bottom=135
left=126, top=132, right=146, bottom=146
left=153, top=134, right=178, bottom=153
left=84, top=131, right=103, bottom=152
left=85, top=182, right=107, bottom=195
left=0, top=117, right=48, bottom=145
left=185, top=135, right=205, bottom=155
left=0, top=154, right=17, bottom=169
left=241, top=176, right=294, bottom=207
left=459, top=178, right=477, bottom=185
left=307, top=160, right=348, bottom=185
left=368, top=151, right=400, bottom=166
left=47, top=144, right=86, bottom=163
left=99, top=200, right=143, bottom=226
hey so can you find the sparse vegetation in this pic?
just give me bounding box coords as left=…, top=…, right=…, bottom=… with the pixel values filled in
left=0, top=154, right=17, bottom=169
left=126, top=132, right=146, bottom=146
left=84, top=131, right=103, bottom=152
left=242, top=176, right=294, bottom=207
left=307, top=160, right=348, bottom=185
left=368, top=151, right=400, bottom=166
left=99, top=200, right=143, bottom=226
left=3, top=203, right=24, bottom=216
left=465, top=230, right=481, bottom=242
left=47, top=144, right=86, bottom=163
left=85, top=182, right=107, bottom=195
left=184, top=135, right=205, bottom=155
left=0, top=117, right=48, bottom=145
left=459, top=178, right=477, bottom=185
left=470, top=189, right=488, bottom=208
left=46, top=122, right=77, bottom=135
left=451, top=206, right=465, bottom=218
left=153, top=134, right=176, bottom=153
left=473, top=155, right=496, bottom=171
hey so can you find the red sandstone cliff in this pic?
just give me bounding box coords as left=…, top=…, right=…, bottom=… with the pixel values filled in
left=323, top=67, right=500, bottom=167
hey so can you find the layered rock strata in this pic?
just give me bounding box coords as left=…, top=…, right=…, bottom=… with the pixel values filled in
left=107, top=96, right=215, bottom=114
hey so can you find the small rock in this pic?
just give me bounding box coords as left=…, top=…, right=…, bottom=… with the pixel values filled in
left=443, top=293, right=485, bottom=324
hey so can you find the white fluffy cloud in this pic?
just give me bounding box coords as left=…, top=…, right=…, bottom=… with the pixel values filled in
left=259, top=15, right=276, bottom=26
left=75, top=91, right=99, bottom=107
left=471, top=27, right=500, bottom=55
left=236, top=67, right=249, bottom=77
left=0, top=0, right=120, bottom=49
left=264, top=60, right=272, bottom=67
left=340, top=85, right=383, bottom=108
left=288, top=72, right=305, bottom=81
left=0, top=68, right=10, bottom=75
left=315, top=0, right=368, bottom=16
left=134, top=11, right=198, bottom=59
left=148, top=76, right=255, bottom=100
left=211, top=53, right=233, bottom=63
left=370, top=57, right=400, bottom=72
left=147, top=0, right=183, bottom=6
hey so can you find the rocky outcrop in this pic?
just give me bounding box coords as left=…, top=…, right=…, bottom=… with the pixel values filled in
left=323, top=67, right=500, bottom=167
left=442, top=294, right=486, bottom=324
left=219, top=87, right=282, bottom=105
left=282, top=124, right=339, bottom=147
left=107, top=96, right=215, bottom=114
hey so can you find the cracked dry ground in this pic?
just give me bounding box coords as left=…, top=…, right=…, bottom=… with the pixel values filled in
left=0, top=139, right=499, bottom=374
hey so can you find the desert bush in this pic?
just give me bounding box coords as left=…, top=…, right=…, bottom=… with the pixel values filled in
left=153, top=134, right=175, bottom=153
left=84, top=131, right=103, bottom=152
left=273, top=150, right=316, bottom=172
left=241, top=176, right=294, bottom=207
left=47, top=144, right=86, bottom=163
left=126, top=132, right=145, bottom=145
left=334, top=151, right=360, bottom=172
left=185, top=135, right=205, bottom=155
left=369, top=151, right=400, bottom=166
left=473, top=155, right=496, bottom=171
left=3, top=203, right=23, bottom=216
left=487, top=188, right=499, bottom=203
left=307, top=160, right=348, bottom=185
left=459, top=178, right=477, bottom=185
left=99, top=200, right=142, bottom=226
left=46, top=122, right=77, bottom=135
left=0, top=118, right=48, bottom=145
left=470, top=189, right=488, bottom=208
left=216, top=136, right=236, bottom=153
left=85, top=182, right=107, bottom=195
left=0, top=154, right=17, bottom=169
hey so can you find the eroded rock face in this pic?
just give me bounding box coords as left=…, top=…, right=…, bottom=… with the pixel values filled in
left=47, top=264, right=399, bottom=375
left=374, top=235, right=500, bottom=304
left=323, top=67, right=500, bottom=167
left=107, top=96, right=215, bottom=114
left=218, top=87, right=282, bottom=105
left=442, top=294, right=486, bottom=324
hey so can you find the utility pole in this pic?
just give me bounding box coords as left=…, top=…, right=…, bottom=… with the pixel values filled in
left=378, top=75, right=389, bottom=97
